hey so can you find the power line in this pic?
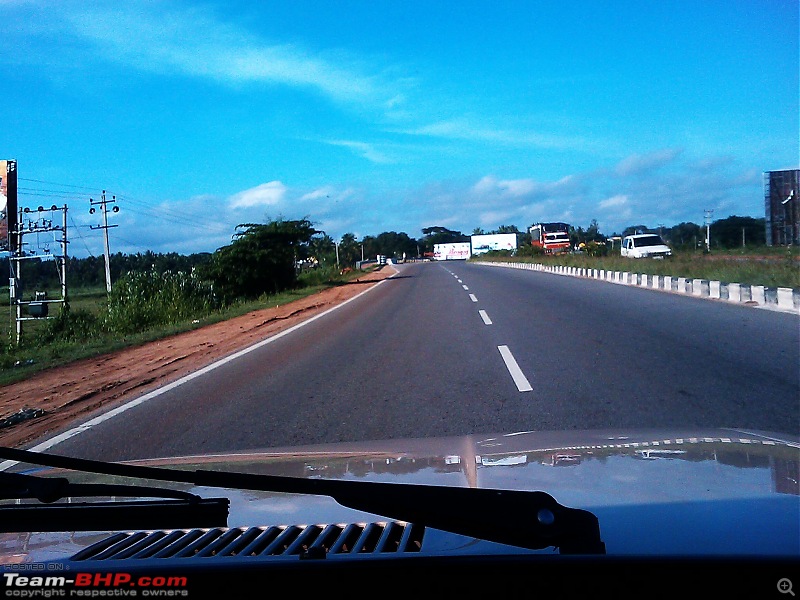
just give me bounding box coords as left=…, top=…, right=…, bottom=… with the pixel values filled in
left=19, top=177, right=232, bottom=236
left=19, top=177, right=98, bottom=192
left=69, top=213, right=95, bottom=257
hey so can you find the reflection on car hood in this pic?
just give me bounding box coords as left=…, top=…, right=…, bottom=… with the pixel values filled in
left=2, top=427, right=799, bottom=562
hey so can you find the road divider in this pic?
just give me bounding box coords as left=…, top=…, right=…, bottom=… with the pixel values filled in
left=474, top=261, right=800, bottom=314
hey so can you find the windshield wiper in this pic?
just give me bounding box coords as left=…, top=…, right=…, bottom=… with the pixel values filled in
left=0, top=447, right=605, bottom=554
left=0, top=471, right=229, bottom=533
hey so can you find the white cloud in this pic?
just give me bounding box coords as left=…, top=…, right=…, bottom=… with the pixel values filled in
left=300, top=187, right=336, bottom=202
left=324, top=140, right=394, bottom=164
left=599, top=195, right=628, bottom=209
left=228, top=181, right=287, bottom=209
left=398, top=119, right=595, bottom=151
left=615, top=148, right=682, bottom=176
left=472, top=176, right=536, bottom=197
left=47, top=3, right=404, bottom=109
left=472, top=174, right=578, bottom=199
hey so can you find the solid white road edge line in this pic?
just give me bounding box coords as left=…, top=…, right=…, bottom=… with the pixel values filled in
left=0, top=272, right=396, bottom=469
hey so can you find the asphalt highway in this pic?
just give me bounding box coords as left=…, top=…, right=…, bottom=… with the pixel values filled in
left=47, top=260, right=800, bottom=461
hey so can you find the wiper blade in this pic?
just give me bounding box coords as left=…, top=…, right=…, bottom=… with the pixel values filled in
left=0, top=447, right=605, bottom=554
left=0, top=470, right=229, bottom=533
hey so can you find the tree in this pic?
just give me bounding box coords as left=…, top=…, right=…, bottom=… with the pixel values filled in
left=665, top=222, right=703, bottom=250
left=621, top=224, right=651, bottom=237
left=338, top=232, right=360, bottom=267
left=308, top=233, right=336, bottom=267
left=420, top=226, right=468, bottom=253
left=372, top=231, right=417, bottom=259
left=710, top=216, right=766, bottom=248
left=201, top=218, right=317, bottom=302
left=491, top=224, right=521, bottom=234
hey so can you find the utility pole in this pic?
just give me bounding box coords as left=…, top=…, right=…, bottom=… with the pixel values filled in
left=90, top=191, right=119, bottom=293
left=10, top=205, right=69, bottom=344
left=703, top=209, right=714, bottom=252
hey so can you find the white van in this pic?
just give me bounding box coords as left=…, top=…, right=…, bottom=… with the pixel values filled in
left=620, top=234, right=672, bottom=259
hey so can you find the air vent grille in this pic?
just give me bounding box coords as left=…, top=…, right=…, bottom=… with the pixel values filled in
left=71, top=521, right=424, bottom=561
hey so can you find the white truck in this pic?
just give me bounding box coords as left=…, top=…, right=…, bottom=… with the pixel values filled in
left=620, top=234, right=672, bottom=259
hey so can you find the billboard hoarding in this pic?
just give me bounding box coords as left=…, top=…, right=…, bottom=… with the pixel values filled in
left=0, top=159, right=18, bottom=253
left=433, top=242, right=471, bottom=260
left=470, top=233, right=517, bottom=255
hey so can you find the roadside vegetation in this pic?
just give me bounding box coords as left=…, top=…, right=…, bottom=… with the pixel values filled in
left=0, top=218, right=371, bottom=385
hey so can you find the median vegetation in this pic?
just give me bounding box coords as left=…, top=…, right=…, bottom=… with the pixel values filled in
left=474, top=246, right=800, bottom=290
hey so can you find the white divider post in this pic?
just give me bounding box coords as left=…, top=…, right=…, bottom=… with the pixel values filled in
left=777, top=288, right=794, bottom=310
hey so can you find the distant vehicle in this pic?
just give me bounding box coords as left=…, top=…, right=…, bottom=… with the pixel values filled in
left=620, top=234, right=672, bottom=259
left=529, top=222, right=571, bottom=253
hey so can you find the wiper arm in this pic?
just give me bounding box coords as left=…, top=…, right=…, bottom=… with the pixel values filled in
left=0, top=447, right=605, bottom=554
left=0, top=471, right=200, bottom=503
left=0, top=470, right=229, bottom=533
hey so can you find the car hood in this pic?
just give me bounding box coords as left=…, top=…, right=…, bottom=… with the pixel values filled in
left=2, top=426, right=799, bottom=562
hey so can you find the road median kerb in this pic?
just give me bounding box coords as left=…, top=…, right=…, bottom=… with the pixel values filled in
left=474, top=260, right=800, bottom=315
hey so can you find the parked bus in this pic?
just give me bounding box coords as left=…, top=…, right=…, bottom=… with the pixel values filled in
left=529, top=222, right=571, bottom=253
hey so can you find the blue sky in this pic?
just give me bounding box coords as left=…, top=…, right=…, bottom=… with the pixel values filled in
left=1, top=0, right=797, bottom=257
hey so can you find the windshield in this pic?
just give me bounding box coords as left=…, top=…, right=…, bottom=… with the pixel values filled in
left=0, top=0, right=798, bottom=586
left=633, top=235, right=667, bottom=247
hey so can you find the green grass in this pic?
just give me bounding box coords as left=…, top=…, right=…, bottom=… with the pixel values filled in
left=0, top=268, right=372, bottom=387
left=474, top=248, right=800, bottom=289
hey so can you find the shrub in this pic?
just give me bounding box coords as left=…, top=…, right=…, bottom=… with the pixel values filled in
left=104, top=268, right=217, bottom=335
left=36, top=307, right=102, bottom=344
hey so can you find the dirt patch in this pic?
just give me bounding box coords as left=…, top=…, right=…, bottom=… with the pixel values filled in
left=0, top=266, right=397, bottom=449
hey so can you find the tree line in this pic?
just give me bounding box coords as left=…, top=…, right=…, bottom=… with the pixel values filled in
left=0, top=214, right=771, bottom=302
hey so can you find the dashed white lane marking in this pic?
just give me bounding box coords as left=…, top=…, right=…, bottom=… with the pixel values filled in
left=479, top=310, right=492, bottom=325
left=498, top=345, right=533, bottom=392
left=469, top=294, right=478, bottom=302
left=462, top=285, right=469, bottom=290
